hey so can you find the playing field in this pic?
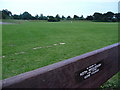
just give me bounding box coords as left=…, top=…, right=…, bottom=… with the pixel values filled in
left=2, top=20, right=118, bottom=79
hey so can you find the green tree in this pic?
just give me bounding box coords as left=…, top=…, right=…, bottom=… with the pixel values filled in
left=62, top=15, right=65, bottom=20
left=93, top=12, right=102, bottom=21
left=2, top=9, right=12, bottom=19
left=0, top=11, right=2, bottom=19
left=13, top=14, right=20, bottom=19
left=86, top=16, right=93, bottom=20
left=48, top=16, right=57, bottom=22
left=79, top=15, right=84, bottom=20
left=105, top=12, right=114, bottom=22
left=115, top=13, right=120, bottom=22
left=67, top=16, right=72, bottom=20
left=39, top=14, right=44, bottom=20
left=43, top=16, right=48, bottom=20
left=21, top=11, right=32, bottom=20
left=35, top=14, right=39, bottom=20
left=73, top=15, right=79, bottom=20
left=55, top=14, right=61, bottom=21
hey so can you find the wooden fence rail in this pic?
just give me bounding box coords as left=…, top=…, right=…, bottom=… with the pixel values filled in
left=1, top=43, right=120, bottom=88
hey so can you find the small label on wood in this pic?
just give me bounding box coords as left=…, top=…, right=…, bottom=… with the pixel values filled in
left=75, top=61, right=104, bottom=82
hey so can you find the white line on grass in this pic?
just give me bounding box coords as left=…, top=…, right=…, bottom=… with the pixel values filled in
left=46, top=46, right=52, bottom=48
left=59, top=42, right=66, bottom=45
left=32, top=42, right=66, bottom=50
left=0, top=56, right=5, bottom=58
left=3, top=42, right=66, bottom=57
left=33, top=47, right=43, bottom=50
left=53, top=44, right=58, bottom=46
left=15, top=51, right=26, bottom=55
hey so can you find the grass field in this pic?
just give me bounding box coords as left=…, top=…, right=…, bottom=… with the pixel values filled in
left=2, top=20, right=119, bottom=84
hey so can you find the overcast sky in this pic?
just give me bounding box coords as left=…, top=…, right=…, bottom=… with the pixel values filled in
left=0, top=0, right=119, bottom=18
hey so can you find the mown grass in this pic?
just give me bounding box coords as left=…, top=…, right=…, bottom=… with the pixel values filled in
left=101, top=72, right=120, bottom=88
left=2, top=20, right=119, bottom=87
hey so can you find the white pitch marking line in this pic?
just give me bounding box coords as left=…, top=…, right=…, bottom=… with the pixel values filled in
left=0, top=56, right=5, bottom=58
left=15, top=51, right=26, bottom=55
left=1, top=42, right=66, bottom=57
left=53, top=44, right=58, bottom=46
left=33, top=47, right=42, bottom=50
left=2, top=56, right=5, bottom=58
left=46, top=46, right=52, bottom=48
left=36, top=47, right=42, bottom=49
left=59, top=42, right=66, bottom=45
left=33, top=48, right=37, bottom=50
left=20, top=52, right=26, bottom=54
left=32, top=42, right=66, bottom=50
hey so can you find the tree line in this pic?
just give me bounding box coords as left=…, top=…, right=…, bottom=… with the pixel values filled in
left=0, top=9, right=120, bottom=22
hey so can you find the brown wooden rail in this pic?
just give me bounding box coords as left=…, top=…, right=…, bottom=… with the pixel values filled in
left=1, top=43, right=120, bottom=88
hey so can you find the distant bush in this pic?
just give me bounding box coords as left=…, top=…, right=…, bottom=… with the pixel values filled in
left=47, top=16, right=60, bottom=22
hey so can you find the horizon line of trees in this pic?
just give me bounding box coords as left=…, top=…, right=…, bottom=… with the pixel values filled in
left=0, top=9, right=120, bottom=22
